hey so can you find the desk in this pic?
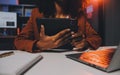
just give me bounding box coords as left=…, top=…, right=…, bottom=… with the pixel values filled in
left=24, top=51, right=120, bottom=75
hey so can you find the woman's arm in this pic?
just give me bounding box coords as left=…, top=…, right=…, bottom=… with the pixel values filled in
left=72, top=17, right=102, bottom=50
left=14, top=8, right=39, bottom=52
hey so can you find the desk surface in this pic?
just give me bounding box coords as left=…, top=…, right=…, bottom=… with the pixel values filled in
left=0, top=50, right=42, bottom=75
left=24, top=50, right=120, bottom=75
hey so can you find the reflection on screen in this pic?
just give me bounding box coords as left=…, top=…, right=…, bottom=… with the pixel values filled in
left=80, top=48, right=116, bottom=68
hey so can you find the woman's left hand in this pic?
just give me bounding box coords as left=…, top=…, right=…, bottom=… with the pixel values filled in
left=71, top=32, right=89, bottom=51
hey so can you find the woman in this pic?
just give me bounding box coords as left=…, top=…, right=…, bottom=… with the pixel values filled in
left=49, top=0, right=102, bottom=50
left=14, top=0, right=72, bottom=52
left=14, top=0, right=102, bottom=52
left=66, top=0, right=102, bottom=50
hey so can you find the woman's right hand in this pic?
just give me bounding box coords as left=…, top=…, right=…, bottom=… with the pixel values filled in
left=36, top=25, right=72, bottom=51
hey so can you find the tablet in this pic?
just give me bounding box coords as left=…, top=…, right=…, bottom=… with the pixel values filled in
left=36, top=18, right=78, bottom=51
left=36, top=18, right=78, bottom=36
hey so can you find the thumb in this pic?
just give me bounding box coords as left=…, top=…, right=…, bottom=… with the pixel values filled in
left=40, top=25, right=45, bottom=37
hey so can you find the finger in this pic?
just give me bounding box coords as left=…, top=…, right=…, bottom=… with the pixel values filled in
left=72, top=33, right=82, bottom=38
left=62, top=31, right=72, bottom=40
left=54, top=29, right=71, bottom=41
left=71, top=31, right=75, bottom=35
left=40, top=25, right=45, bottom=37
left=55, top=29, right=72, bottom=45
left=58, top=37, right=72, bottom=47
left=56, top=31, right=72, bottom=43
left=72, top=33, right=83, bottom=42
left=73, top=47, right=83, bottom=51
left=73, top=41, right=87, bottom=51
left=73, top=43, right=84, bottom=51
left=55, top=34, right=72, bottom=47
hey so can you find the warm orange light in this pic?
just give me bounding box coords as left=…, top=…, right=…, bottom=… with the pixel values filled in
left=91, top=0, right=103, bottom=4
left=93, top=0, right=98, bottom=2
left=80, top=48, right=116, bottom=68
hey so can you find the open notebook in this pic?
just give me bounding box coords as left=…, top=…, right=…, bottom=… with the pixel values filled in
left=66, top=44, right=120, bottom=72
left=0, top=50, right=42, bottom=75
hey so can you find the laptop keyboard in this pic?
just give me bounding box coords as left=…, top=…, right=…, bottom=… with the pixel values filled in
left=80, top=48, right=115, bottom=68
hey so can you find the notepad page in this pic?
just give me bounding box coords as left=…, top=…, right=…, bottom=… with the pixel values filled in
left=0, top=50, right=42, bottom=75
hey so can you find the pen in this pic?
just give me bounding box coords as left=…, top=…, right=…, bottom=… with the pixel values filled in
left=0, top=51, right=14, bottom=58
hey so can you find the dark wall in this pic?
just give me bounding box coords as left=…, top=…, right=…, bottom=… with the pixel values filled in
left=100, top=0, right=120, bottom=45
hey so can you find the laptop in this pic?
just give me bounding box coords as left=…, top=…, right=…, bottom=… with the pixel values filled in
left=0, top=50, right=43, bottom=75
left=0, top=11, right=17, bottom=36
left=66, top=43, right=120, bottom=72
left=36, top=18, right=78, bottom=52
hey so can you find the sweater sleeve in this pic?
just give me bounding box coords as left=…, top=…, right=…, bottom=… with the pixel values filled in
left=14, top=8, right=38, bottom=52
left=77, top=17, right=102, bottom=49
left=85, top=22, right=102, bottom=49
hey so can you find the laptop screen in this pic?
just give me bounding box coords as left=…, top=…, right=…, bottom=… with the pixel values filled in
left=79, top=48, right=116, bottom=69
left=66, top=46, right=120, bottom=72
left=0, top=11, right=17, bottom=28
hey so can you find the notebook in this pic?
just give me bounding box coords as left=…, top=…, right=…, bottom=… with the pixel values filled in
left=36, top=18, right=78, bottom=52
left=66, top=44, right=120, bottom=72
left=0, top=50, right=43, bottom=75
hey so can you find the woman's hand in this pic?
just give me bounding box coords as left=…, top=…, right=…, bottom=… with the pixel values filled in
left=71, top=32, right=89, bottom=51
left=36, top=25, right=72, bottom=50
